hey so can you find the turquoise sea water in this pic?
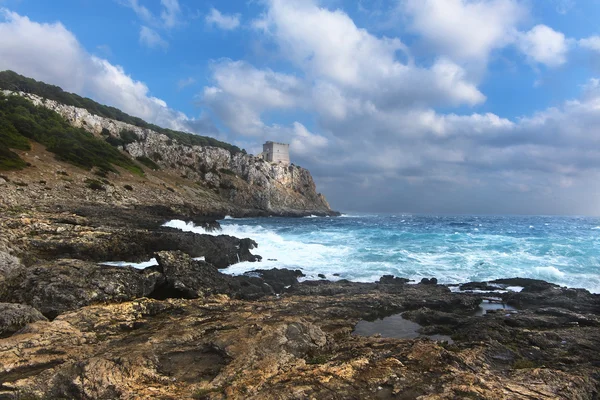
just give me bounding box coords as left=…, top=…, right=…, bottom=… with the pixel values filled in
left=165, top=214, right=600, bottom=293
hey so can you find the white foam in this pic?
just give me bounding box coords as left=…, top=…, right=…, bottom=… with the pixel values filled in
left=534, top=266, right=566, bottom=279
left=100, top=258, right=158, bottom=269
left=303, top=215, right=319, bottom=218
left=162, top=219, right=600, bottom=293
left=224, top=215, right=234, bottom=220
left=506, top=286, right=524, bottom=292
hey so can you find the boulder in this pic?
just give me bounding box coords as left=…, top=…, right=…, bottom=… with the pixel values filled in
left=244, top=268, right=304, bottom=292
left=0, top=303, right=48, bottom=337
left=379, top=275, right=410, bottom=285
left=153, top=251, right=231, bottom=299
left=0, top=260, right=164, bottom=319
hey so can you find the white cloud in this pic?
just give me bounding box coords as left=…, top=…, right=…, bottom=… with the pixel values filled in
left=205, top=8, right=241, bottom=30
left=177, top=77, right=196, bottom=90
left=200, top=1, right=600, bottom=214
left=289, top=122, right=328, bottom=157
left=398, top=0, right=526, bottom=63
left=253, top=0, right=483, bottom=107
left=139, top=26, right=168, bottom=49
left=0, top=10, right=218, bottom=137
left=119, top=0, right=153, bottom=23
left=160, top=0, right=181, bottom=29
left=579, top=36, right=600, bottom=53
left=517, top=24, right=568, bottom=67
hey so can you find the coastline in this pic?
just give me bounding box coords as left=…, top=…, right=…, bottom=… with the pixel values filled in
left=1, top=203, right=599, bottom=398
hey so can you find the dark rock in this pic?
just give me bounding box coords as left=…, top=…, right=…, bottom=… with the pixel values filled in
left=230, top=275, right=276, bottom=300
left=0, top=303, right=48, bottom=337
left=29, top=229, right=261, bottom=269
left=0, top=260, right=164, bottom=319
left=379, top=275, right=410, bottom=285
left=490, top=278, right=558, bottom=293
left=420, top=277, right=438, bottom=285
left=153, top=251, right=232, bottom=299
left=318, top=274, right=326, bottom=279
left=502, top=286, right=600, bottom=314
left=459, top=281, right=500, bottom=291
left=246, top=268, right=304, bottom=293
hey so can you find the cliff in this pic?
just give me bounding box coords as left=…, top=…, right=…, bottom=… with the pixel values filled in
left=0, top=85, right=335, bottom=217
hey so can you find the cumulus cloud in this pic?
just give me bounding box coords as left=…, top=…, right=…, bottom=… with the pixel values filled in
left=198, top=0, right=600, bottom=215
left=0, top=10, right=218, bottom=137
left=517, top=25, right=569, bottom=67
left=205, top=8, right=241, bottom=30
left=398, top=0, right=525, bottom=63
left=139, top=26, right=168, bottom=49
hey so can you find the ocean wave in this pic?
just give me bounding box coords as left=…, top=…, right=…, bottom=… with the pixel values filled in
left=534, top=266, right=566, bottom=279
left=163, top=217, right=600, bottom=293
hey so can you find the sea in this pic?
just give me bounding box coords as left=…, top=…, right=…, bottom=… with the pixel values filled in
left=161, top=214, right=600, bottom=294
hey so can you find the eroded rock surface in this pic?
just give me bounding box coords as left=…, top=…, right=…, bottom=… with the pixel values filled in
left=0, top=281, right=598, bottom=399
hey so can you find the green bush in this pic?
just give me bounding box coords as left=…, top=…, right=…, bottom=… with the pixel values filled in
left=0, top=70, right=245, bottom=154
left=0, top=144, right=27, bottom=170
left=85, top=178, right=105, bottom=191
left=136, top=156, right=160, bottom=170
left=0, top=92, right=143, bottom=176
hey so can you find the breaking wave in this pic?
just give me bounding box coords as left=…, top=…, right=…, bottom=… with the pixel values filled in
left=164, top=215, right=600, bottom=293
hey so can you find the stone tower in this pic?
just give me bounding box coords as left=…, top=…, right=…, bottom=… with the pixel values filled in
left=262, top=141, right=290, bottom=165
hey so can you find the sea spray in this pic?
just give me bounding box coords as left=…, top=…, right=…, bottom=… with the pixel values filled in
left=164, top=215, right=600, bottom=293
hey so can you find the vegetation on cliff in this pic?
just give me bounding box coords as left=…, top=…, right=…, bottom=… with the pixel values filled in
left=0, top=92, right=143, bottom=174
left=0, top=70, right=244, bottom=154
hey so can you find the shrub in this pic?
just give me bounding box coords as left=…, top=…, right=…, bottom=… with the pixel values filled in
left=85, top=178, right=105, bottom=191
left=136, top=156, right=160, bottom=170
left=0, top=145, right=27, bottom=170
left=0, top=92, right=144, bottom=176
left=0, top=70, right=245, bottom=154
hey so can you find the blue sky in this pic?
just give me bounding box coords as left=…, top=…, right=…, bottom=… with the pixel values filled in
left=2, top=0, right=600, bottom=215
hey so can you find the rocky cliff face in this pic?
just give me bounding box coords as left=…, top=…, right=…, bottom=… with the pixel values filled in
left=2, top=90, right=334, bottom=216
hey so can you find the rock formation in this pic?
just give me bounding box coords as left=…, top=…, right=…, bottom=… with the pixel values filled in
left=1, top=90, right=335, bottom=217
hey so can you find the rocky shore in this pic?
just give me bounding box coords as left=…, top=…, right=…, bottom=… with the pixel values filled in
left=0, top=203, right=599, bottom=400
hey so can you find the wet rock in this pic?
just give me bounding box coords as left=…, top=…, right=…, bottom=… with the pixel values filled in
left=153, top=251, right=231, bottom=299
left=502, top=286, right=600, bottom=314
left=0, top=260, right=164, bottom=319
left=420, top=277, right=438, bottom=285
left=379, top=275, right=410, bottom=285
left=459, top=281, right=500, bottom=291
left=318, top=274, right=326, bottom=279
left=490, top=277, right=558, bottom=292
left=0, top=303, right=47, bottom=337
left=29, top=228, right=261, bottom=268
left=246, top=268, right=304, bottom=292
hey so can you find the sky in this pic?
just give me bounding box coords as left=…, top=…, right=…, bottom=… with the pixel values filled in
left=1, top=0, right=600, bottom=215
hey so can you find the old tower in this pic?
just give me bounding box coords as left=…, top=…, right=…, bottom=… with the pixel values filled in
left=261, top=141, right=290, bottom=165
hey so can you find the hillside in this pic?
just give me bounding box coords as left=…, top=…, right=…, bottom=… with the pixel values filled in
left=0, top=71, right=243, bottom=154
left=0, top=72, right=336, bottom=217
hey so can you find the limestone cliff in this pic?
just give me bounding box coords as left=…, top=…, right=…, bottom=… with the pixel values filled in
left=2, top=90, right=335, bottom=216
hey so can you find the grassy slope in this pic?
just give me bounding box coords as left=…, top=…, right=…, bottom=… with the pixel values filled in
left=0, top=70, right=243, bottom=154
left=0, top=92, right=143, bottom=174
